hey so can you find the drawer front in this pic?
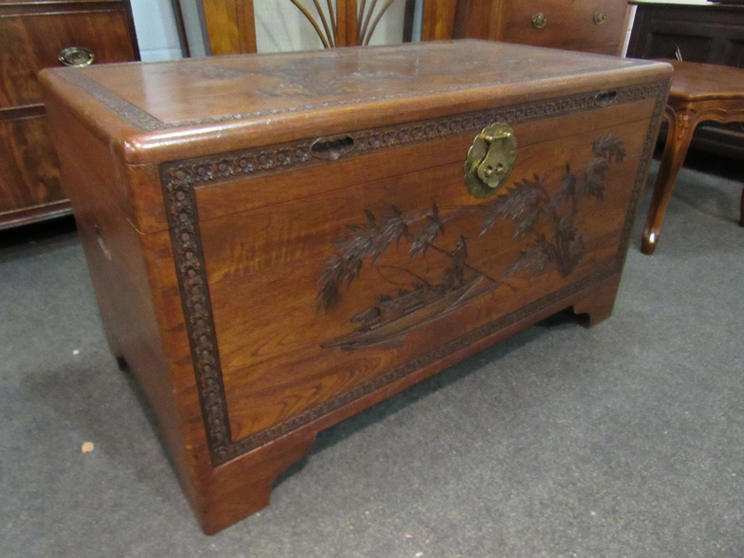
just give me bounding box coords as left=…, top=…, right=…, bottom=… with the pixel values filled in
left=158, top=82, right=667, bottom=465
left=0, top=7, right=136, bottom=108
left=0, top=113, right=65, bottom=217
left=501, top=0, right=627, bottom=52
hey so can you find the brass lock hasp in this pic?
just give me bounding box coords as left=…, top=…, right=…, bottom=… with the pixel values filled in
left=464, top=123, right=517, bottom=198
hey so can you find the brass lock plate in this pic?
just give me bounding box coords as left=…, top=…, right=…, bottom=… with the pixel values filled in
left=464, top=123, right=517, bottom=198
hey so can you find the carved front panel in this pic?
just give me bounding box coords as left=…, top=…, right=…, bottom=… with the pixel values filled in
left=161, top=84, right=666, bottom=465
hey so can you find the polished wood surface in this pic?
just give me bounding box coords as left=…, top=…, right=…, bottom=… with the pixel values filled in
left=453, top=0, right=630, bottom=54
left=641, top=60, right=744, bottom=255
left=41, top=42, right=672, bottom=533
left=201, top=0, right=257, bottom=54
left=0, top=113, right=66, bottom=222
left=421, top=0, right=458, bottom=41
left=0, top=0, right=138, bottom=229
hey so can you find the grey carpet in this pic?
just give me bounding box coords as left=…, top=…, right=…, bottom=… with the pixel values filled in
left=1, top=159, right=742, bottom=558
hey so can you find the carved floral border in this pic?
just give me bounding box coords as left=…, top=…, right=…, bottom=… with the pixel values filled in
left=163, top=82, right=664, bottom=188
left=160, top=81, right=669, bottom=466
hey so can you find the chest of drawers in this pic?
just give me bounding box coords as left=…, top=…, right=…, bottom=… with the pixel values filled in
left=454, top=0, right=631, bottom=55
left=0, top=0, right=139, bottom=229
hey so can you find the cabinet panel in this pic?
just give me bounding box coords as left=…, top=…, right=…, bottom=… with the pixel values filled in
left=0, top=113, right=67, bottom=221
left=0, top=9, right=137, bottom=108
left=723, top=39, right=744, bottom=67
left=640, top=28, right=713, bottom=62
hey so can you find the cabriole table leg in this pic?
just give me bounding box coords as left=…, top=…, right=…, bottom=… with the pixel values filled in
left=641, top=104, right=697, bottom=255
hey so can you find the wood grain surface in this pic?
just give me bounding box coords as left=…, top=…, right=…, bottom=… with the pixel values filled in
left=0, top=114, right=64, bottom=216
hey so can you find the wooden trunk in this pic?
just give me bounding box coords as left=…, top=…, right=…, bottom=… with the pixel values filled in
left=40, top=41, right=671, bottom=534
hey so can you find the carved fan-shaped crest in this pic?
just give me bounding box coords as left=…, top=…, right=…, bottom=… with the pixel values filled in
left=289, top=0, right=402, bottom=47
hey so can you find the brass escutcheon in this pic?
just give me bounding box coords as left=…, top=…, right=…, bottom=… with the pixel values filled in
left=58, top=46, right=95, bottom=67
left=464, top=123, right=517, bottom=198
left=594, top=11, right=607, bottom=25
left=532, top=13, right=547, bottom=29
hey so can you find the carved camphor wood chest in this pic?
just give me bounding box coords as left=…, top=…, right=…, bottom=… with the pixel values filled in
left=40, top=41, right=671, bottom=534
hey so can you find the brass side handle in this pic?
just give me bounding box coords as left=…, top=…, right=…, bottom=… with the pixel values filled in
left=532, top=13, right=547, bottom=29
left=464, top=123, right=517, bottom=199
left=58, top=46, right=95, bottom=67
left=594, top=11, right=607, bottom=25
left=595, top=89, right=617, bottom=107
left=310, top=134, right=355, bottom=161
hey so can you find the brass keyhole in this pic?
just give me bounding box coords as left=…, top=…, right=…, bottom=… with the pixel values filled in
left=484, top=163, right=504, bottom=178
left=532, top=13, right=547, bottom=29
left=594, top=11, right=607, bottom=25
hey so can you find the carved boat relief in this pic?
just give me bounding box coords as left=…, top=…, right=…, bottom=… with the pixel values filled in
left=318, top=134, right=626, bottom=350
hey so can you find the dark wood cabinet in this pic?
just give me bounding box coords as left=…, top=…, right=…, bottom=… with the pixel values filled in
left=627, top=1, right=744, bottom=159
left=0, top=0, right=139, bottom=229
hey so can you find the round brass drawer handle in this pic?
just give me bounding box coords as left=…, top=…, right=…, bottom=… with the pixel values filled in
left=58, top=46, right=95, bottom=67
left=531, top=12, right=547, bottom=29
left=594, top=11, right=607, bottom=25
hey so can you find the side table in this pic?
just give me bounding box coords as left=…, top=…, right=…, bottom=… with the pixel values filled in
left=641, top=60, right=744, bottom=255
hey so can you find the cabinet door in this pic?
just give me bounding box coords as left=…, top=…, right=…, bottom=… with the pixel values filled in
left=0, top=113, right=67, bottom=224
left=626, top=4, right=744, bottom=67
left=0, top=8, right=137, bottom=109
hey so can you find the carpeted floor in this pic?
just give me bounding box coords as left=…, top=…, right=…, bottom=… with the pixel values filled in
left=1, top=157, right=742, bottom=558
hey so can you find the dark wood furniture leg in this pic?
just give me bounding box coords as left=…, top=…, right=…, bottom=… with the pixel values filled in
left=639, top=61, right=744, bottom=255
left=641, top=103, right=697, bottom=255
left=642, top=97, right=744, bottom=255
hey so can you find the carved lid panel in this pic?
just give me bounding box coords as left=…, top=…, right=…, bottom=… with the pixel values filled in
left=40, top=40, right=670, bottom=164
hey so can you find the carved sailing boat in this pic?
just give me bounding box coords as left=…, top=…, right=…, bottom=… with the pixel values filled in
left=321, top=237, right=497, bottom=350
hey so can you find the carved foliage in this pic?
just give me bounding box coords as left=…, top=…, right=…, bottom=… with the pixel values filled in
left=500, top=134, right=626, bottom=278
left=317, top=134, right=627, bottom=314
